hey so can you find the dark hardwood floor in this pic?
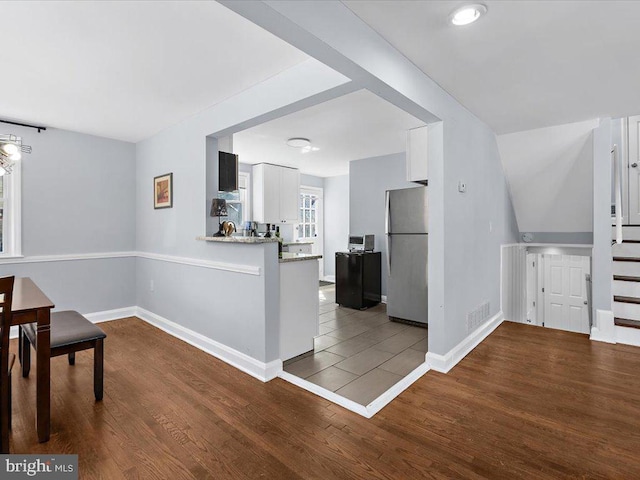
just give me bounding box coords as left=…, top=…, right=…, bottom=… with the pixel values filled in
left=9, top=318, right=640, bottom=479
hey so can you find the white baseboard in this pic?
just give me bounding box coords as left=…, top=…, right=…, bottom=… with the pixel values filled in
left=426, top=311, right=504, bottom=373
left=279, top=361, right=430, bottom=418
left=135, top=307, right=282, bottom=382
left=381, top=295, right=387, bottom=304
left=84, top=306, right=138, bottom=324
left=10, top=304, right=283, bottom=382
left=322, top=275, right=335, bottom=282
left=590, top=309, right=616, bottom=344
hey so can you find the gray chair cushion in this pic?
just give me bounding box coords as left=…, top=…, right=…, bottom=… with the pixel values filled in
left=22, top=310, right=106, bottom=349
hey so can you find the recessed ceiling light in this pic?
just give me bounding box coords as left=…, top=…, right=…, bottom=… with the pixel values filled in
left=286, top=137, right=311, bottom=148
left=449, top=3, right=487, bottom=26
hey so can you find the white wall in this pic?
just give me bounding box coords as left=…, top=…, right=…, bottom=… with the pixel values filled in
left=497, top=119, right=597, bottom=242
left=0, top=125, right=136, bottom=314
left=350, top=153, right=415, bottom=295
left=323, top=174, right=349, bottom=278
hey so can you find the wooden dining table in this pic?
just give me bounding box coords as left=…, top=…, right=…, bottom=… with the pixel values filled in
left=10, top=277, right=54, bottom=443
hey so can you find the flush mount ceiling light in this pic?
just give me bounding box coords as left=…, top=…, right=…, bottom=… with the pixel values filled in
left=286, top=137, right=319, bottom=154
left=286, top=137, right=311, bottom=148
left=0, top=134, right=32, bottom=175
left=449, top=3, right=487, bottom=26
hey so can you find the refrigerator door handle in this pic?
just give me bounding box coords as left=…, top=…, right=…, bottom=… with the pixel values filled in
left=386, top=234, right=391, bottom=275
left=385, top=190, right=391, bottom=235
left=385, top=190, right=391, bottom=274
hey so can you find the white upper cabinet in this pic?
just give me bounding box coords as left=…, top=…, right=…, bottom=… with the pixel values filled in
left=252, top=163, right=300, bottom=224
left=279, top=166, right=300, bottom=222
left=406, top=125, right=429, bottom=183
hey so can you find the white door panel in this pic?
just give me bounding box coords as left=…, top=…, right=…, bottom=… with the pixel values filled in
left=628, top=116, right=640, bottom=224
left=525, top=253, right=538, bottom=324
left=543, top=255, right=590, bottom=334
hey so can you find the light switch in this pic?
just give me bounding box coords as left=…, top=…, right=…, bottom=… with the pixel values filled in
left=458, top=181, right=466, bottom=193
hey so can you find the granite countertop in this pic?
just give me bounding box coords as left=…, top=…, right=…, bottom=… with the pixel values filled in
left=279, top=252, right=323, bottom=263
left=281, top=241, right=314, bottom=246
left=196, top=235, right=278, bottom=244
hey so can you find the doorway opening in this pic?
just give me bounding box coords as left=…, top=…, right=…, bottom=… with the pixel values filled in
left=503, top=246, right=592, bottom=335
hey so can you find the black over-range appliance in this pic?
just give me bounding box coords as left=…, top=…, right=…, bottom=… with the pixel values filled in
left=336, top=250, right=381, bottom=309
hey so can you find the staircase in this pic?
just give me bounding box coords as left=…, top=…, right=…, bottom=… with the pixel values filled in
left=612, top=226, right=640, bottom=329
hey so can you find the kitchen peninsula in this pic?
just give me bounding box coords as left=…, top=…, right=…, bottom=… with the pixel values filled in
left=197, top=235, right=322, bottom=363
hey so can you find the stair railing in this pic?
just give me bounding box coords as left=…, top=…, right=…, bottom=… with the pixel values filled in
left=613, top=144, right=623, bottom=244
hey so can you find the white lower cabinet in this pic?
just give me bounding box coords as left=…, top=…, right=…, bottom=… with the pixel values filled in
left=280, top=259, right=319, bottom=361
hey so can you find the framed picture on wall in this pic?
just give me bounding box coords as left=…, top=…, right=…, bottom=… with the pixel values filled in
left=154, top=173, right=173, bottom=209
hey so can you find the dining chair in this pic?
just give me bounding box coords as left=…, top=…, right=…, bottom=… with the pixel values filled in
left=0, top=275, right=15, bottom=454
left=20, top=310, right=106, bottom=401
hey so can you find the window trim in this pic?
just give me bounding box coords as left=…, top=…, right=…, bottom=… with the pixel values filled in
left=239, top=171, right=251, bottom=224
left=0, top=161, right=22, bottom=258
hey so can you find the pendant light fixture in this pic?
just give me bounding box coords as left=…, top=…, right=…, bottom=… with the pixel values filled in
left=0, top=134, right=31, bottom=175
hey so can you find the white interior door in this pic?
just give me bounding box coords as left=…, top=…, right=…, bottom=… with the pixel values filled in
left=525, top=253, right=538, bottom=325
left=628, top=116, right=640, bottom=224
left=543, top=254, right=590, bottom=334
left=298, top=186, right=324, bottom=279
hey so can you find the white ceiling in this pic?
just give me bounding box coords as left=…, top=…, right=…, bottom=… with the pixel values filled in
left=0, top=1, right=308, bottom=142
left=232, top=89, right=424, bottom=177
left=345, top=0, right=640, bottom=134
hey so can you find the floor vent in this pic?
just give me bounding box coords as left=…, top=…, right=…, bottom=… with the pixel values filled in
left=467, top=301, right=490, bottom=333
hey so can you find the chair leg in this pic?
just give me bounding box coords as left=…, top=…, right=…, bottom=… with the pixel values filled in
left=68, top=352, right=75, bottom=366
left=21, top=334, right=31, bottom=378
left=94, top=339, right=104, bottom=401
left=18, top=328, right=22, bottom=367
left=7, top=375, right=11, bottom=432
left=0, top=381, right=8, bottom=454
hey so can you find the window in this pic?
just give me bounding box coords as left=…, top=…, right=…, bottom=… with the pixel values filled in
left=0, top=163, right=21, bottom=257
left=297, top=191, right=319, bottom=240
left=217, top=171, right=250, bottom=229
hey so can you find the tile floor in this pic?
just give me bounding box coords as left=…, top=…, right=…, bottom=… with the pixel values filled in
left=283, top=285, right=428, bottom=406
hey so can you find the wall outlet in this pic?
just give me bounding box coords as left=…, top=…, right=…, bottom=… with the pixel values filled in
left=150, top=280, right=154, bottom=292
left=458, top=181, right=466, bottom=193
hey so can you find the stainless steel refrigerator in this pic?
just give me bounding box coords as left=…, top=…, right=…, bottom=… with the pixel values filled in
left=385, top=186, right=428, bottom=325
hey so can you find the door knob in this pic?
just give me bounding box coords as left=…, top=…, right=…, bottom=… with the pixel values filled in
left=632, top=163, right=638, bottom=168
left=583, top=300, right=588, bottom=305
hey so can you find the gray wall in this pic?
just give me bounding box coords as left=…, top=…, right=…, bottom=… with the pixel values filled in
left=323, top=174, right=349, bottom=277
left=18, top=126, right=136, bottom=255
left=350, top=153, right=415, bottom=294
left=135, top=59, right=349, bottom=363
left=0, top=125, right=136, bottom=313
